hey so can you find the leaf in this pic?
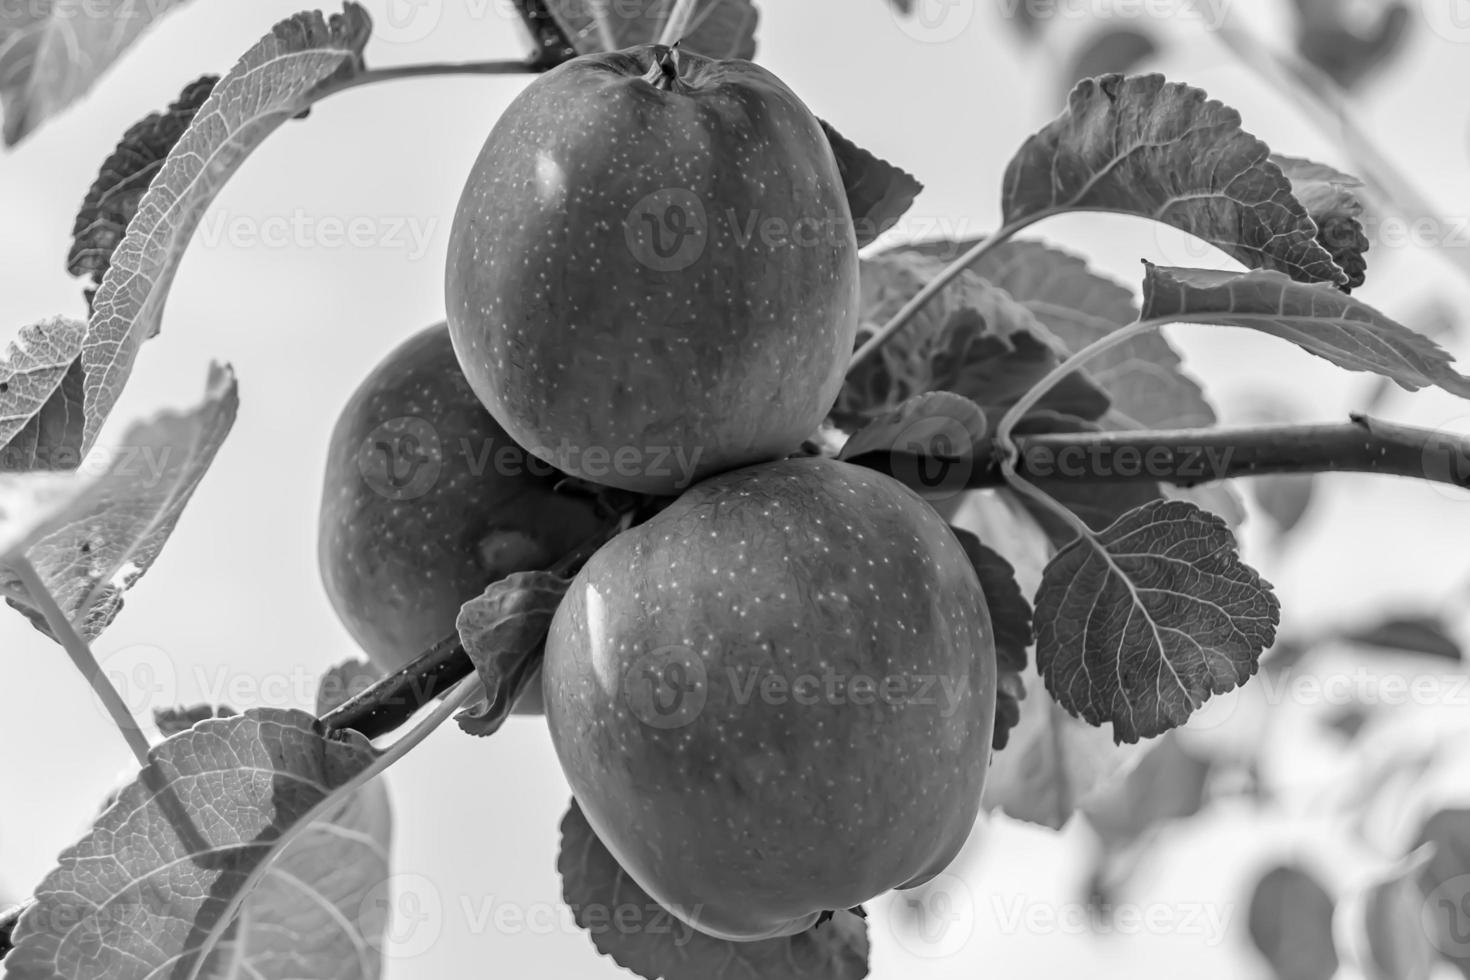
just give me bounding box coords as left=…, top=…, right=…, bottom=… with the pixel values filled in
left=316, top=658, right=384, bottom=716
left=1003, top=74, right=1348, bottom=288
left=67, top=75, right=219, bottom=295
left=819, top=120, right=922, bottom=248
left=80, top=4, right=370, bottom=453
left=947, top=527, right=1032, bottom=750
left=1416, top=808, right=1470, bottom=976
left=510, top=0, right=580, bottom=69
left=1293, top=0, right=1410, bottom=90
left=909, top=238, right=1216, bottom=430
left=1251, top=472, right=1315, bottom=539
left=1081, top=734, right=1211, bottom=846
left=546, top=0, right=758, bottom=59
left=1142, top=263, right=1470, bottom=399
left=1272, top=154, right=1369, bottom=290
left=1343, top=615, right=1462, bottom=662
left=558, top=800, right=870, bottom=980
left=1062, top=28, right=1159, bottom=92
left=1360, top=847, right=1436, bottom=980
left=454, top=570, right=571, bottom=736
left=154, top=703, right=236, bottom=737
left=839, top=391, right=987, bottom=461
left=0, top=0, right=194, bottom=146
left=0, top=363, right=238, bottom=640
left=1034, top=499, right=1280, bottom=742
left=0, top=316, right=87, bottom=472
left=1247, top=865, right=1339, bottom=980
left=1, top=708, right=386, bottom=980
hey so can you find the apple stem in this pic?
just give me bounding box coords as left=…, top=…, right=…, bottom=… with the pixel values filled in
left=644, top=44, right=683, bottom=92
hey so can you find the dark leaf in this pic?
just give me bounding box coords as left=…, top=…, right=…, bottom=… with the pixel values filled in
left=454, top=570, right=571, bottom=736
left=1293, top=0, right=1411, bottom=90
left=820, top=120, right=922, bottom=248
left=1035, top=499, right=1280, bottom=742
left=1272, top=154, right=1369, bottom=290
left=558, top=800, right=871, bottom=980
left=1142, top=263, right=1470, bottom=398
left=1248, top=865, right=1339, bottom=980
left=1343, top=615, right=1462, bottom=661
left=1004, top=74, right=1348, bottom=287
left=947, top=527, right=1033, bottom=750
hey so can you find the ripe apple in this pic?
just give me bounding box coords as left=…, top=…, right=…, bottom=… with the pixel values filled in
left=543, top=456, right=996, bottom=941
left=318, top=323, right=607, bottom=713
left=446, top=43, right=860, bottom=495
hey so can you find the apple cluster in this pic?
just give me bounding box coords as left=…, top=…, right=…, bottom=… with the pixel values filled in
left=320, top=44, right=998, bottom=943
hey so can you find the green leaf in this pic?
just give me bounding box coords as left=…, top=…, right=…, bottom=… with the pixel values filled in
left=820, top=120, right=922, bottom=249
left=1272, top=153, right=1369, bottom=290
left=1343, top=615, right=1462, bottom=661
left=947, top=527, right=1032, bottom=750
left=1142, top=263, right=1470, bottom=399
left=1247, top=865, right=1339, bottom=980
left=1034, top=499, right=1280, bottom=742
left=547, top=0, right=758, bottom=59
left=1360, top=848, right=1436, bottom=980
left=79, top=4, right=370, bottom=453
left=0, top=316, right=86, bottom=472
left=454, top=570, right=571, bottom=736
left=1082, top=734, right=1211, bottom=846
left=1003, top=74, right=1348, bottom=287
left=0, top=363, right=238, bottom=640
left=0, top=0, right=194, bottom=146
left=67, top=75, right=219, bottom=297
left=1, top=708, right=388, bottom=980
left=558, top=800, right=871, bottom=980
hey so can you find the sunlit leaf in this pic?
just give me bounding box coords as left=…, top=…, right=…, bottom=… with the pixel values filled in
left=0, top=316, right=87, bottom=472
left=1034, top=499, right=1280, bottom=742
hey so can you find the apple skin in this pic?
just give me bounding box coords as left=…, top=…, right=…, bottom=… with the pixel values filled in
left=446, top=44, right=860, bottom=495
left=543, top=456, right=996, bottom=941
left=318, top=323, right=606, bottom=713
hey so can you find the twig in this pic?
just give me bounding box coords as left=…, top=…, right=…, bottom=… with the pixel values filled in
left=318, top=59, right=537, bottom=99
left=12, top=559, right=151, bottom=768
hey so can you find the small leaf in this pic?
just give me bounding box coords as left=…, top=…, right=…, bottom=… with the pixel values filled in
left=1360, top=847, right=1436, bottom=980
left=1247, top=865, right=1339, bottom=980
left=1142, top=263, right=1470, bottom=399
left=558, top=800, right=871, bottom=980
left=1082, top=734, right=1211, bottom=846
left=316, top=658, right=384, bottom=716
left=80, top=4, right=370, bottom=452
left=454, top=570, right=571, bottom=736
left=948, top=527, right=1033, bottom=750
left=0, top=316, right=87, bottom=472
left=1343, top=615, right=1462, bottom=661
left=547, top=0, right=758, bottom=58
left=67, top=75, right=219, bottom=295
left=1003, top=74, right=1348, bottom=287
left=1062, top=28, right=1159, bottom=92
left=153, top=703, right=236, bottom=737
left=0, top=0, right=194, bottom=146
left=838, top=391, right=987, bottom=500
left=2, top=708, right=385, bottom=980
left=0, top=363, right=238, bottom=639
left=1273, top=153, right=1369, bottom=290
left=1035, top=499, right=1280, bottom=742
left=820, top=120, right=922, bottom=249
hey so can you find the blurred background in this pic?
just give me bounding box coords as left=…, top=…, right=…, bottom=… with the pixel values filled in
left=3, top=0, right=1470, bottom=977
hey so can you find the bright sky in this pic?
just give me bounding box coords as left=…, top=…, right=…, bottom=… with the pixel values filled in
left=2, top=1, right=1469, bottom=977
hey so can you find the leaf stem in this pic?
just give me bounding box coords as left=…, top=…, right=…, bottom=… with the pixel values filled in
left=13, top=558, right=151, bottom=768
left=318, top=59, right=537, bottom=98
left=847, top=220, right=1031, bottom=373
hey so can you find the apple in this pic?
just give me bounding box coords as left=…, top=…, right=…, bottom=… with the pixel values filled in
left=543, top=456, right=996, bottom=941
left=446, top=43, right=860, bottom=495
left=318, top=323, right=607, bottom=713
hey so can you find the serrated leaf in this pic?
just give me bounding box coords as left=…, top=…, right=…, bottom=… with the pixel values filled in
left=0, top=363, right=237, bottom=640
left=1003, top=73, right=1347, bottom=287
left=153, top=703, right=236, bottom=737
left=2, top=708, right=386, bottom=980
left=558, top=801, right=870, bottom=980
left=1360, top=847, right=1436, bottom=980
left=67, top=75, right=218, bottom=293
left=1035, top=499, right=1280, bottom=742
left=80, top=4, right=370, bottom=453
left=1142, top=263, right=1470, bottom=399
left=454, top=570, right=571, bottom=736
left=0, top=316, right=86, bottom=472
left=1343, top=615, right=1462, bottom=661
left=1273, top=153, right=1369, bottom=290
left=1248, top=865, right=1339, bottom=980
left=316, top=658, right=384, bottom=716
left=947, top=527, right=1032, bottom=750
left=547, top=0, right=758, bottom=59
left=0, top=0, right=194, bottom=146
left=819, top=120, right=921, bottom=248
